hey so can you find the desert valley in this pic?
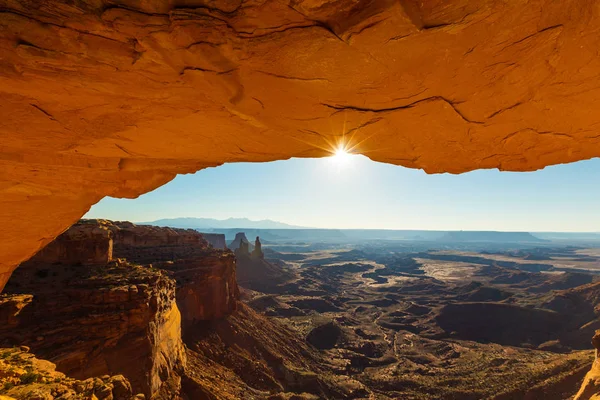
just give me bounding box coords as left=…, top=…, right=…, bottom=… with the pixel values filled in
left=4, top=2, right=600, bottom=398
left=2, top=220, right=600, bottom=399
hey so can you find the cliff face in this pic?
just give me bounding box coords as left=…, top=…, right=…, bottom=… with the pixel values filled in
left=158, top=254, right=238, bottom=326
left=1, top=261, right=186, bottom=399
left=1, top=219, right=242, bottom=399
left=109, top=221, right=211, bottom=263
left=23, top=220, right=115, bottom=267
left=575, top=331, right=600, bottom=400
left=1, top=219, right=365, bottom=399
left=0, top=347, right=142, bottom=400
left=199, top=233, right=228, bottom=250
left=107, top=221, right=239, bottom=325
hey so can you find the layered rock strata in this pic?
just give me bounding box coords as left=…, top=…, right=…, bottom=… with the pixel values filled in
left=1, top=219, right=242, bottom=398
left=199, top=233, right=228, bottom=250
left=107, top=221, right=239, bottom=324
left=0, top=347, right=143, bottom=400
left=22, top=220, right=114, bottom=267
left=108, top=221, right=211, bottom=263
left=156, top=254, right=238, bottom=326
left=1, top=261, right=186, bottom=399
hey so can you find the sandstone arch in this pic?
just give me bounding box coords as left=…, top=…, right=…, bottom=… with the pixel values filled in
left=2, top=0, right=600, bottom=290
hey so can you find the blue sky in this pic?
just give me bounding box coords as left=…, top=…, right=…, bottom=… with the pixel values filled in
left=85, top=156, right=600, bottom=232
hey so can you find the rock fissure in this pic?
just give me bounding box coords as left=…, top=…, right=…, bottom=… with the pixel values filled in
left=321, top=96, right=483, bottom=125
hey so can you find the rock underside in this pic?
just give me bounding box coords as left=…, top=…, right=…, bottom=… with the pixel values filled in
left=3, top=0, right=600, bottom=287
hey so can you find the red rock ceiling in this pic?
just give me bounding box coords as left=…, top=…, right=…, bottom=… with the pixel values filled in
left=1, top=0, right=600, bottom=290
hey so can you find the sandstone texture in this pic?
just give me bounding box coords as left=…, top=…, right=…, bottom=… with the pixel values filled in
left=1, top=263, right=185, bottom=399
left=0, top=219, right=357, bottom=399
left=158, top=254, right=239, bottom=326
left=106, top=221, right=239, bottom=324
left=1, top=221, right=190, bottom=398
left=575, top=330, right=600, bottom=400
left=21, top=220, right=115, bottom=267
left=108, top=221, right=210, bottom=262
left=0, top=219, right=244, bottom=398
left=0, top=347, right=143, bottom=400
left=2, top=0, right=600, bottom=290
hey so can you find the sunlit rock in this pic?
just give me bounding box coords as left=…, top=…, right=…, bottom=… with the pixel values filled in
left=2, top=0, right=600, bottom=288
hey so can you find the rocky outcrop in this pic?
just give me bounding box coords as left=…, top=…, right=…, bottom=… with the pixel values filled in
left=1, top=261, right=186, bottom=399
left=0, top=294, right=32, bottom=330
left=229, top=232, right=252, bottom=253
left=22, top=220, right=114, bottom=267
left=156, top=253, right=239, bottom=326
left=199, top=233, right=227, bottom=250
left=251, top=236, right=264, bottom=259
left=0, top=347, right=143, bottom=400
left=575, top=331, right=600, bottom=400
left=103, top=221, right=239, bottom=325
left=306, top=322, right=344, bottom=350
left=0, top=219, right=244, bottom=398
left=108, top=221, right=211, bottom=263
left=236, top=255, right=296, bottom=293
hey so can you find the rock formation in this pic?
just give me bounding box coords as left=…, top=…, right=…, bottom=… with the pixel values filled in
left=574, top=331, right=600, bottom=400
left=22, top=220, right=114, bottom=267
left=108, top=221, right=211, bottom=262
left=251, top=236, right=264, bottom=259
left=199, top=233, right=228, bottom=250
left=0, top=347, right=143, bottom=400
left=230, top=232, right=252, bottom=255
left=0, top=219, right=358, bottom=399
left=0, top=219, right=243, bottom=399
left=107, top=221, right=239, bottom=325
left=236, top=256, right=296, bottom=293
left=4, top=1, right=600, bottom=289
left=1, top=260, right=186, bottom=399
left=306, top=321, right=344, bottom=350
left=155, top=253, right=239, bottom=326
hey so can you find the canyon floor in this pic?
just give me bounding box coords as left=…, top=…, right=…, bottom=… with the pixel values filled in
left=240, top=239, right=600, bottom=399
left=1, top=222, right=600, bottom=399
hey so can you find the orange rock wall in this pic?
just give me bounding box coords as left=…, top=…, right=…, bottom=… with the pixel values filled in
left=21, top=220, right=114, bottom=266
left=0, top=268, right=186, bottom=398
left=163, top=254, right=239, bottom=325
left=2, top=1, right=600, bottom=289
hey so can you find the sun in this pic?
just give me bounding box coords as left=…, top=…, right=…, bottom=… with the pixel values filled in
left=329, top=145, right=353, bottom=167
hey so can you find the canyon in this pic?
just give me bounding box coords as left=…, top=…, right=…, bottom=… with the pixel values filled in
left=2, top=220, right=600, bottom=398
left=0, top=220, right=355, bottom=399
left=2, top=1, right=600, bottom=398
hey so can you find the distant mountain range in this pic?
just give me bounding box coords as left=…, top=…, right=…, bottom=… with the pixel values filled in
left=136, top=218, right=600, bottom=243
left=138, top=217, right=307, bottom=230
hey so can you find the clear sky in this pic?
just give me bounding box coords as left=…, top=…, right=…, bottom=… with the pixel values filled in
left=85, top=155, right=600, bottom=232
